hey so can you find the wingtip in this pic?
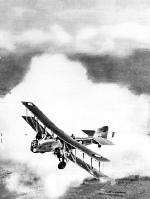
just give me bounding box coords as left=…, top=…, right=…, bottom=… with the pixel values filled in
left=21, top=101, right=29, bottom=105
left=21, top=101, right=34, bottom=106
left=103, top=158, right=110, bottom=162
left=110, top=142, right=115, bottom=145
left=92, top=154, right=110, bottom=162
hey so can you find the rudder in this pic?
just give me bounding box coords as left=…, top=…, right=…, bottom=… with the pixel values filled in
left=94, top=126, right=109, bottom=139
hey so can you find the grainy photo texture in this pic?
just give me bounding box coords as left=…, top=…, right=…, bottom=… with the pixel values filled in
left=0, top=1, right=150, bottom=199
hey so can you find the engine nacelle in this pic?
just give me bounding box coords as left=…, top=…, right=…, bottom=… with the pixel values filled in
left=30, top=140, right=38, bottom=153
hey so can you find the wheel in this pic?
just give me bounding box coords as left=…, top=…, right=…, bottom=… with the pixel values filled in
left=58, top=161, right=66, bottom=169
left=98, top=144, right=101, bottom=148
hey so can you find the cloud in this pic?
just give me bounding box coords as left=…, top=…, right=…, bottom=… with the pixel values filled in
left=69, top=49, right=150, bottom=95
left=2, top=22, right=150, bottom=57
left=13, top=7, right=36, bottom=17
left=73, top=23, right=150, bottom=56
left=0, top=31, right=15, bottom=51
left=16, top=25, right=72, bottom=46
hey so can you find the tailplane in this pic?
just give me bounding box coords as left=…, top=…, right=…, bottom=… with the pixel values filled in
left=82, top=126, right=115, bottom=146
left=82, top=130, right=95, bottom=137
left=94, top=126, right=109, bottom=139
left=82, top=126, right=109, bottom=138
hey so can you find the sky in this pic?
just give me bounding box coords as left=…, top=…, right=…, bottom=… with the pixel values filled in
left=1, top=0, right=150, bottom=94
left=1, top=0, right=150, bottom=198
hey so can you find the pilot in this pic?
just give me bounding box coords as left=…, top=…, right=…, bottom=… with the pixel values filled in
left=71, top=134, right=75, bottom=139
left=36, top=132, right=42, bottom=140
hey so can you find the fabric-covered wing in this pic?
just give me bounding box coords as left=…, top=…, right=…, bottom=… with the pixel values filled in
left=22, top=102, right=109, bottom=162
left=93, top=137, right=114, bottom=145
left=22, top=116, right=51, bottom=138
left=22, top=116, right=44, bottom=133
left=67, top=153, right=107, bottom=179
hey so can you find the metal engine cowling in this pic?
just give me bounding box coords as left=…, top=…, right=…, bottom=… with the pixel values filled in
left=30, top=140, right=38, bottom=152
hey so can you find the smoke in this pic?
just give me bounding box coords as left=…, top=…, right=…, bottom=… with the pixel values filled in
left=0, top=51, right=42, bottom=96
left=0, top=182, right=17, bottom=199
left=69, top=49, right=150, bottom=95
left=5, top=166, right=41, bottom=195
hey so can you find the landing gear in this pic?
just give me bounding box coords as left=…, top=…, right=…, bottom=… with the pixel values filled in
left=58, top=161, right=66, bottom=169
left=98, top=144, right=101, bottom=148
left=54, top=148, right=63, bottom=159
left=54, top=147, right=67, bottom=169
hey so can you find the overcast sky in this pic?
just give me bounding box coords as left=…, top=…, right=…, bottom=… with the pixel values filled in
left=1, top=0, right=150, bottom=94
left=1, top=0, right=150, bottom=54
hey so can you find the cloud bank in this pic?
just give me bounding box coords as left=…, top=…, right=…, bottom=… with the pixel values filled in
left=2, top=22, right=150, bottom=96
left=70, top=49, right=150, bottom=95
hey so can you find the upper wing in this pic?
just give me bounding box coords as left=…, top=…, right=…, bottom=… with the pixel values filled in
left=22, top=116, right=51, bottom=139
left=22, top=102, right=109, bottom=162
left=22, top=116, right=44, bottom=134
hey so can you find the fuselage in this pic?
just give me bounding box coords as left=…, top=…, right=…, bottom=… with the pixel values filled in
left=30, top=139, right=62, bottom=153
left=75, top=136, right=114, bottom=146
left=31, top=137, right=94, bottom=153
left=75, top=137, right=94, bottom=145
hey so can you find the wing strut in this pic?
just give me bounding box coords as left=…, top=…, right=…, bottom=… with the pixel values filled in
left=91, top=158, right=93, bottom=167
left=99, top=162, right=100, bottom=172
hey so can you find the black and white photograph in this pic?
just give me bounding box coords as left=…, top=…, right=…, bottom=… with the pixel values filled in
left=0, top=0, right=150, bottom=198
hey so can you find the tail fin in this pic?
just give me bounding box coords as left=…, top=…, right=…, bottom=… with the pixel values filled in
left=94, top=126, right=109, bottom=139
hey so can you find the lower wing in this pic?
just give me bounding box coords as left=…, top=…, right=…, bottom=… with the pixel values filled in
left=94, top=137, right=114, bottom=145
left=67, top=152, right=107, bottom=179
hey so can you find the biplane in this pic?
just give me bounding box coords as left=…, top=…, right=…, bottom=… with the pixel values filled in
left=22, top=102, right=114, bottom=179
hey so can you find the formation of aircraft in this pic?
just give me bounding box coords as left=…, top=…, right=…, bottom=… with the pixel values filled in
left=22, top=101, right=115, bottom=179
